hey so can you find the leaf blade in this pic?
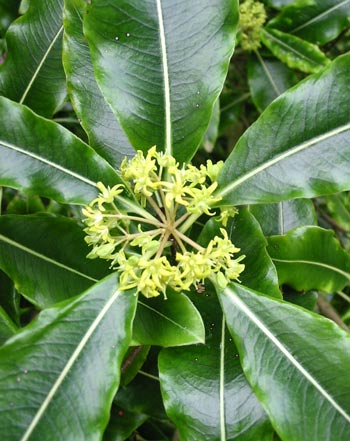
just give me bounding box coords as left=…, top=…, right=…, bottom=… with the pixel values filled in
left=217, top=54, right=350, bottom=206
left=84, top=0, right=239, bottom=162
left=0, top=274, right=137, bottom=441
left=220, top=283, right=350, bottom=440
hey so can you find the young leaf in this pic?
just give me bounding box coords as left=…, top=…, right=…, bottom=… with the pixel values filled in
left=132, top=292, right=205, bottom=347
left=159, top=287, right=274, bottom=440
left=267, top=226, right=350, bottom=293
left=220, top=283, right=350, bottom=441
left=62, top=0, right=134, bottom=168
left=248, top=52, right=298, bottom=112
left=0, top=97, right=123, bottom=205
left=0, top=274, right=137, bottom=441
left=260, top=28, right=330, bottom=74
left=268, top=0, right=350, bottom=46
left=0, top=0, right=66, bottom=117
left=84, top=0, right=239, bottom=162
left=217, top=54, right=350, bottom=206
left=0, top=214, right=111, bottom=308
left=249, top=199, right=317, bottom=236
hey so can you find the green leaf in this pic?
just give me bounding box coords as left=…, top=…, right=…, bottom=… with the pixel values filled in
left=0, top=0, right=21, bottom=36
left=104, top=404, right=148, bottom=441
left=283, top=290, right=318, bottom=311
left=220, top=283, right=350, bottom=441
left=159, top=287, right=273, bottom=441
left=0, top=214, right=111, bottom=308
left=268, top=0, right=350, bottom=45
left=0, top=306, right=17, bottom=345
left=0, top=97, right=123, bottom=205
left=132, top=291, right=205, bottom=347
left=0, top=270, right=20, bottom=325
left=202, top=98, right=220, bottom=152
left=199, top=209, right=281, bottom=298
left=84, top=0, right=239, bottom=162
left=62, top=0, right=134, bottom=168
left=249, top=199, right=317, bottom=236
left=267, top=226, right=350, bottom=293
left=0, top=0, right=66, bottom=117
left=260, top=28, right=330, bottom=74
left=0, top=274, right=137, bottom=441
left=325, top=193, right=350, bottom=231
left=217, top=54, right=350, bottom=206
left=248, top=52, right=298, bottom=112
left=265, top=0, right=294, bottom=9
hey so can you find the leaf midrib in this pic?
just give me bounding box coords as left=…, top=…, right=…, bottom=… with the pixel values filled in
left=20, top=289, right=121, bottom=441
left=272, top=257, right=350, bottom=281
left=218, top=122, right=350, bottom=198
left=19, top=26, right=64, bottom=104
left=0, top=139, right=96, bottom=187
left=0, top=234, right=98, bottom=283
left=291, top=0, right=350, bottom=35
left=224, top=286, right=350, bottom=423
left=262, top=29, right=321, bottom=66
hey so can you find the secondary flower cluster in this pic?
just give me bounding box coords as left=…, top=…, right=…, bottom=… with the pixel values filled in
left=82, top=147, right=244, bottom=298
left=239, top=0, right=266, bottom=51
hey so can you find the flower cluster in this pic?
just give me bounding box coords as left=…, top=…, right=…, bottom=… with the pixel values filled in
left=83, top=147, right=244, bottom=298
left=239, top=0, right=266, bottom=51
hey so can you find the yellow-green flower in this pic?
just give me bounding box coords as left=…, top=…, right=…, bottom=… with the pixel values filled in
left=83, top=147, right=244, bottom=298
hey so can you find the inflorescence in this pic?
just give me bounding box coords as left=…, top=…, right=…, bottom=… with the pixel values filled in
left=239, top=0, right=267, bottom=51
left=82, top=147, right=244, bottom=298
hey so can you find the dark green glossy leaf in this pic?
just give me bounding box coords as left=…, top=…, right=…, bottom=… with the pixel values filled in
left=159, top=287, right=273, bottom=441
left=217, top=54, right=350, bottom=206
left=0, top=306, right=17, bottom=345
left=0, top=0, right=66, bottom=117
left=104, top=404, right=148, bottom=441
left=249, top=199, right=317, bottom=236
left=220, top=283, right=350, bottom=441
left=199, top=209, right=281, bottom=298
left=268, top=0, right=350, bottom=45
left=132, top=291, right=205, bottom=347
left=0, top=0, right=21, bottom=36
left=63, top=0, right=134, bottom=168
left=0, top=97, right=123, bottom=205
left=116, top=372, right=166, bottom=419
left=84, top=0, right=239, bottom=162
left=260, top=28, right=330, bottom=74
left=248, top=52, right=298, bottom=112
left=0, top=274, right=137, bottom=441
left=267, top=226, right=350, bottom=293
left=0, top=270, right=20, bottom=324
left=283, top=290, right=318, bottom=311
left=0, top=214, right=111, bottom=308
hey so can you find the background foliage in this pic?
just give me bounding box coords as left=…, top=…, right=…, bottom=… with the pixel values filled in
left=0, top=0, right=350, bottom=440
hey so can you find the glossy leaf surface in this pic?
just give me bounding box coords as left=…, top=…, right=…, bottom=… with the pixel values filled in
left=63, top=0, right=134, bottom=168
left=0, top=274, right=137, bottom=441
left=248, top=52, right=298, bottom=112
left=0, top=97, right=122, bottom=205
left=104, top=404, right=148, bottom=441
left=250, top=199, right=317, bottom=236
left=84, top=0, right=238, bottom=162
left=260, top=28, right=330, bottom=74
left=159, top=288, right=273, bottom=440
left=0, top=214, right=110, bottom=308
left=268, top=226, right=350, bottom=293
left=199, top=209, right=281, bottom=298
left=220, top=283, right=350, bottom=441
left=0, top=306, right=17, bottom=345
left=0, top=0, right=66, bottom=117
left=217, top=54, right=350, bottom=206
left=268, top=0, right=350, bottom=45
left=132, top=292, right=205, bottom=347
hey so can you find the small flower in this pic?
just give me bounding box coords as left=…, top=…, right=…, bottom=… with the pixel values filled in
left=83, top=147, right=244, bottom=298
left=239, top=0, right=266, bottom=51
